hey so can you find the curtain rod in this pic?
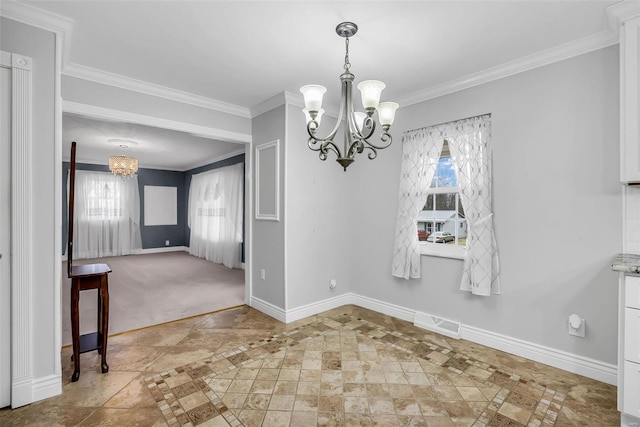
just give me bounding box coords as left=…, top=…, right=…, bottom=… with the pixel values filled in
left=405, top=113, right=492, bottom=134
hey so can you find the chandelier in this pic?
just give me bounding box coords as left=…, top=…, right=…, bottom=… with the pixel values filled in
left=300, top=22, right=399, bottom=171
left=108, top=144, right=138, bottom=178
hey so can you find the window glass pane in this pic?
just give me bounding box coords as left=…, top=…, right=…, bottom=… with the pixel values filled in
left=457, top=219, right=467, bottom=246
left=423, top=194, right=433, bottom=211
left=430, top=141, right=457, bottom=188
left=436, top=193, right=457, bottom=211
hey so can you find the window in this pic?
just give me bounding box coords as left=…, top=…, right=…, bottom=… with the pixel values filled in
left=188, top=163, right=244, bottom=269
left=392, top=114, right=499, bottom=295
left=85, top=182, right=123, bottom=219
left=69, top=170, right=141, bottom=259
left=418, top=141, right=467, bottom=258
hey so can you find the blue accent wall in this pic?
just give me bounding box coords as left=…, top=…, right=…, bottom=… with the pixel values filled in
left=62, top=162, right=186, bottom=253
left=62, top=154, right=245, bottom=255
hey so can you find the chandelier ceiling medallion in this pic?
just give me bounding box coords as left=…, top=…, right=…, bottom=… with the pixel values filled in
left=300, top=22, right=399, bottom=171
left=108, top=141, right=138, bottom=178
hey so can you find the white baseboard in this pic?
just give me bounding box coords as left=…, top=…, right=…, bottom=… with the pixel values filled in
left=349, top=294, right=415, bottom=323
left=285, top=293, right=352, bottom=323
left=11, top=377, right=32, bottom=408
left=11, top=373, right=62, bottom=408
left=133, top=246, right=189, bottom=255
left=249, top=292, right=618, bottom=386
left=460, top=324, right=617, bottom=385
left=31, top=373, right=62, bottom=404
left=62, top=246, right=190, bottom=261
left=250, top=296, right=286, bottom=323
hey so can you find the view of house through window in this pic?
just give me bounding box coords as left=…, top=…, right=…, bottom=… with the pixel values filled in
left=417, top=140, right=467, bottom=246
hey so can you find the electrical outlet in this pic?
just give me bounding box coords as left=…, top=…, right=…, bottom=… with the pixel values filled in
left=165, top=240, right=170, bottom=246
left=568, top=314, right=586, bottom=338
left=260, top=269, right=266, bottom=280
left=329, top=279, right=337, bottom=289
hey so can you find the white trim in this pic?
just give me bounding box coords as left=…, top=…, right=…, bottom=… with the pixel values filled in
left=185, top=148, right=246, bottom=172
left=419, top=243, right=466, bottom=260
left=132, top=246, right=189, bottom=255
left=349, top=294, right=415, bottom=323
left=608, top=0, right=640, bottom=23
left=244, top=143, right=253, bottom=306
left=249, top=292, right=618, bottom=385
left=254, top=140, right=280, bottom=221
left=283, top=102, right=289, bottom=312
left=53, top=31, right=63, bottom=384
left=64, top=63, right=250, bottom=119
left=62, top=246, right=190, bottom=261
left=285, top=293, right=352, bottom=323
left=31, top=374, right=61, bottom=403
left=251, top=91, right=339, bottom=120
left=250, top=296, right=286, bottom=323
left=62, top=101, right=252, bottom=145
left=396, top=29, right=619, bottom=107
left=10, top=52, right=34, bottom=409
left=460, top=324, right=617, bottom=385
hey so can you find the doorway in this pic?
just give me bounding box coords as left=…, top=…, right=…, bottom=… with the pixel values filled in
left=61, top=108, right=251, bottom=341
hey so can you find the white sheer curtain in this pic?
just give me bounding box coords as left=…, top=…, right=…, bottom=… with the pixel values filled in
left=391, top=114, right=500, bottom=295
left=188, top=163, right=243, bottom=269
left=70, top=170, right=142, bottom=259
left=391, top=128, right=444, bottom=279
left=448, top=115, right=500, bottom=295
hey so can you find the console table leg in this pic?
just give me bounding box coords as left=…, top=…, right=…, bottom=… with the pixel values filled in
left=100, top=276, right=109, bottom=374
left=70, top=281, right=80, bottom=382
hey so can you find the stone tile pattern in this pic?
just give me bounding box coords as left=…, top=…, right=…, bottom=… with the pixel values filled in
left=145, top=313, right=568, bottom=427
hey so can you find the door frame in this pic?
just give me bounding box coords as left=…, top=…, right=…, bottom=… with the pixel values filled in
left=1, top=50, right=35, bottom=408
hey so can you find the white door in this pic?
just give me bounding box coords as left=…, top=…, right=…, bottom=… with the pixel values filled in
left=0, top=64, right=11, bottom=407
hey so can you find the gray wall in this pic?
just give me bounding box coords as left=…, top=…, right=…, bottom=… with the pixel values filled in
left=1, top=17, right=57, bottom=378
left=285, top=106, right=353, bottom=308
left=251, top=107, right=286, bottom=309
left=349, top=46, right=622, bottom=364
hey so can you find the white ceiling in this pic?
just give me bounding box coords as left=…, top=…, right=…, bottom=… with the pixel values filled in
left=19, top=0, right=619, bottom=169
left=62, top=113, right=244, bottom=171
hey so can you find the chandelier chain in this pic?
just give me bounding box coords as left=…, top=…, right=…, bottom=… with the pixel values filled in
left=344, top=37, right=351, bottom=72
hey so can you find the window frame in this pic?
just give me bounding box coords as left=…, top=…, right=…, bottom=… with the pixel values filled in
left=419, top=149, right=467, bottom=260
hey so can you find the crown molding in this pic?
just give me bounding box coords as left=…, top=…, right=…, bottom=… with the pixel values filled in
left=0, top=0, right=72, bottom=35
left=0, top=0, right=73, bottom=66
left=608, top=0, right=640, bottom=23
left=64, top=62, right=251, bottom=118
left=0, top=1, right=251, bottom=119
left=396, top=28, right=619, bottom=107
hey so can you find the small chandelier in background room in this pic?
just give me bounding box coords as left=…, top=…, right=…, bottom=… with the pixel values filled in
left=300, top=21, right=399, bottom=171
left=108, top=142, right=138, bottom=178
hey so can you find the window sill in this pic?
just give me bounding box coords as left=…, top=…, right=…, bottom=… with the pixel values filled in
left=419, top=243, right=466, bottom=260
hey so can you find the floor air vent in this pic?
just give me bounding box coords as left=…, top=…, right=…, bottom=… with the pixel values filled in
left=413, top=312, right=461, bottom=339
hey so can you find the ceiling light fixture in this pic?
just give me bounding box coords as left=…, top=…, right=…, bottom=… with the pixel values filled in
left=300, top=22, right=399, bottom=171
left=108, top=144, right=138, bottom=178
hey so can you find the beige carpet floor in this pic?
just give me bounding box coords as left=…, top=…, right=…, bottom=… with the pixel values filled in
left=62, top=251, right=245, bottom=346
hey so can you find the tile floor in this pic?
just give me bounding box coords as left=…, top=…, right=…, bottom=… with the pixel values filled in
left=0, top=305, right=619, bottom=426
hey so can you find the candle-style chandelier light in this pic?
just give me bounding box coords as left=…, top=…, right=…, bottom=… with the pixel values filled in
left=300, top=22, right=399, bottom=171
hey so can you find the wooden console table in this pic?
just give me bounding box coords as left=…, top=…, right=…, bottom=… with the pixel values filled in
left=69, top=263, right=111, bottom=382
left=67, top=141, right=112, bottom=382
